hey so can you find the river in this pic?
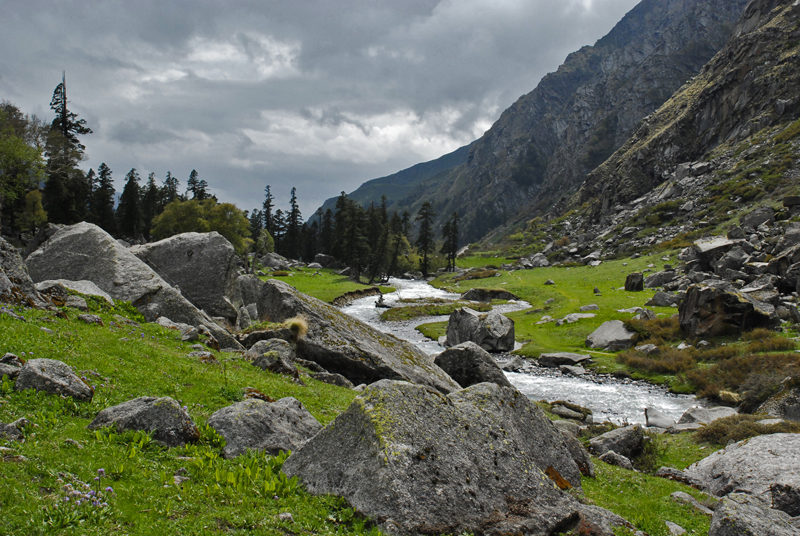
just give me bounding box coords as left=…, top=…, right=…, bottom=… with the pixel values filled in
left=341, top=277, right=700, bottom=425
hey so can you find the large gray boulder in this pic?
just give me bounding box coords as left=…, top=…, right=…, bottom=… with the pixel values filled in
left=645, top=270, right=678, bottom=289
left=207, top=398, right=322, bottom=459
left=14, top=358, right=93, bottom=402
left=25, top=223, right=241, bottom=350
left=709, top=493, right=796, bottom=536
left=0, top=353, right=23, bottom=380
left=757, top=381, right=800, bottom=421
left=283, top=381, right=607, bottom=536
left=679, top=281, right=775, bottom=338
left=87, top=396, right=199, bottom=447
left=433, top=342, right=514, bottom=389
left=446, top=307, right=515, bottom=352
left=685, top=434, right=800, bottom=516
left=0, top=237, right=45, bottom=307
left=585, top=320, right=637, bottom=351
left=253, top=279, right=459, bottom=393
left=131, top=232, right=242, bottom=322
left=589, top=424, right=645, bottom=459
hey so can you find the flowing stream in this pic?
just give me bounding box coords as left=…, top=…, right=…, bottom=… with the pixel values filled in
left=341, top=277, right=700, bottom=424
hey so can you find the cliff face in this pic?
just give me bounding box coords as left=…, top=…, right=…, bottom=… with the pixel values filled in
left=353, top=0, right=747, bottom=242
left=577, top=0, right=800, bottom=223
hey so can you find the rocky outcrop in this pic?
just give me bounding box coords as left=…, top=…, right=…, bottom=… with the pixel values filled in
left=283, top=381, right=620, bottom=536
left=14, top=358, right=93, bottom=402
left=252, top=279, right=460, bottom=393
left=678, top=281, right=776, bottom=337
left=131, top=232, right=242, bottom=322
left=685, top=433, right=800, bottom=516
left=538, top=352, right=592, bottom=368
left=0, top=237, right=45, bottom=307
left=445, top=308, right=515, bottom=352
left=433, top=342, right=514, bottom=389
left=25, top=223, right=241, bottom=350
left=645, top=408, right=676, bottom=429
left=757, top=379, right=800, bottom=421
left=87, top=396, right=199, bottom=447
left=624, top=273, right=644, bottom=291
left=0, top=353, right=23, bottom=380
left=207, top=398, right=322, bottom=459
left=709, top=493, right=797, bottom=536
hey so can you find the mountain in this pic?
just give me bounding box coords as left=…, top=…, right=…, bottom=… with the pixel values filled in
left=315, top=143, right=473, bottom=217
left=577, top=0, right=800, bottom=223
left=315, top=0, right=749, bottom=244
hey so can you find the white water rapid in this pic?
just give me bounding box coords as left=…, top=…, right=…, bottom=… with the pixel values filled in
left=341, top=277, right=700, bottom=424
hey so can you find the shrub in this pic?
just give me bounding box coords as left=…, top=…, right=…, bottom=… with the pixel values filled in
left=684, top=352, right=800, bottom=402
left=625, top=316, right=681, bottom=345
left=272, top=271, right=290, bottom=277
left=618, top=347, right=696, bottom=374
left=285, top=316, right=309, bottom=341
left=453, top=269, right=499, bottom=282
left=694, top=414, right=800, bottom=446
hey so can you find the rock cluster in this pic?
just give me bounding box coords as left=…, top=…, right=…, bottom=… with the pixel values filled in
left=445, top=307, right=515, bottom=352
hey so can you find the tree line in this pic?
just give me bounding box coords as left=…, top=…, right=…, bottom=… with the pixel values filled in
left=0, top=75, right=460, bottom=277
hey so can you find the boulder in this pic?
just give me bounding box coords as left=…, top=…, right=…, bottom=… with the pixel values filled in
left=35, top=279, right=114, bottom=305
left=0, top=237, right=45, bottom=307
left=645, top=271, right=678, bottom=289
left=87, top=396, right=199, bottom=447
left=207, top=398, right=322, bottom=459
left=656, top=467, right=703, bottom=488
left=310, top=372, right=354, bottom=388
left=526, top=252, right=550, bottom=268
left=25, top=223, right=241, bottom=350
left=246, top=339, right=295, bottom=361
left=283, top=381, right=597, bottom=536
left=586, top=321, right=637, bottom=351
left=460, top=288, right=519, bottom=302
left=678, top=281, right=776, bottom=338
left=645, top=408, right=676, bottom=429
left=589, top=424, right=645, bottom=459
left=757, top=381, right=800, bottom=421
left=579, top=304, right=600, bottom=312
left=598, top=451, right=635, bottom=471
left=0, top=353, right=23, bottom=380
left=14, top=358, right=93, bottom=402
left=625, top=273, right=644, bottom=291
left=538, top=352, right=592, bottom=368
left=313, top=253, right=340, bottom=269
left=685, top=434, right=800, bottom=516
left=0, top=418, right=28, bottom=441
left=677, top=407, right=737, bottom=425
left=65, top=296, right=88, bottom=311
left=132, top=232, right=242, bottom=321
left=433, top=342, right=514, bottom=389
left=708, top=493, right=796, bottom=536
left=556, top=313, right=596, bottom=326
left=647, top=291, right=678, bottom=307
left=260, top=252, right=291, bottom=271
left=255, top=279, right=459, bottom=393
left=741, top=207, right=775, bottom=229
left=446, top=308, right=515, bottom=353
left=559, top=431, right=595, bottom=478
left=715, top=247, right=749, bottom=275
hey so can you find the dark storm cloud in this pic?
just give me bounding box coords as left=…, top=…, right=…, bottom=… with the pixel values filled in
left=1, top=0, right=641, bottom=215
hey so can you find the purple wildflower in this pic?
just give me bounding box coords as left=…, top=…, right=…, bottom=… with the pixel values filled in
left=105, top=486, right=113, bottom=493
left=97, top=468, right=105, bottom=476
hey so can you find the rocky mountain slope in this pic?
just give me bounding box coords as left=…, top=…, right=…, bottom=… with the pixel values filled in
left=317, top=0, right=748, bottom=243
left=576, top=0, right=800, bottom=226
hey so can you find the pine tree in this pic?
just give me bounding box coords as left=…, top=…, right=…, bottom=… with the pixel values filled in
left=415, top=202, right=436, bottom=277
left=285, top=187, right=302, bottom=259
left=42, top=73, right=92, bottom=224
left=320, top=208, right=334, bottom=255
left=386, top=211, right=407, bottom=276
left=248, top=208, right=263, bottom=240
left=91, top=163, right=116, bottom=234
left=303, top=221, right=318, bottom=262
left=262, top=185, right=274, bottom=235
left=366, top=196, right=390, bottom=284
left=338, top=199, right=370, bottom=279
left=116, top=168, right=142, bottom=238
left=440, top=212, right=459, bottom=272
left=141, top=172, right=160, bottom=239
left=186, top=169, right=209, bottom=200
left=160, top=171, right=181, bottom=210
left=272, top=209, right=286, bottom=254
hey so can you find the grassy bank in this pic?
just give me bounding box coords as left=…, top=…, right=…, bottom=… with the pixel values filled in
left=258, top=267, right=393, bottom=304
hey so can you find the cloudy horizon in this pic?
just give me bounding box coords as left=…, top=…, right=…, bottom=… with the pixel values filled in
left=2, top=0, right=640, bottom=217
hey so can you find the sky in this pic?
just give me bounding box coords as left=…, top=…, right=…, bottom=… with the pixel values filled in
left=1, top=0, right=641, bottom=218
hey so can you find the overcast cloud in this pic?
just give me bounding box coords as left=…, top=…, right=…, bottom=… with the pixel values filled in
left=1, top=0, right=640, bottom=217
